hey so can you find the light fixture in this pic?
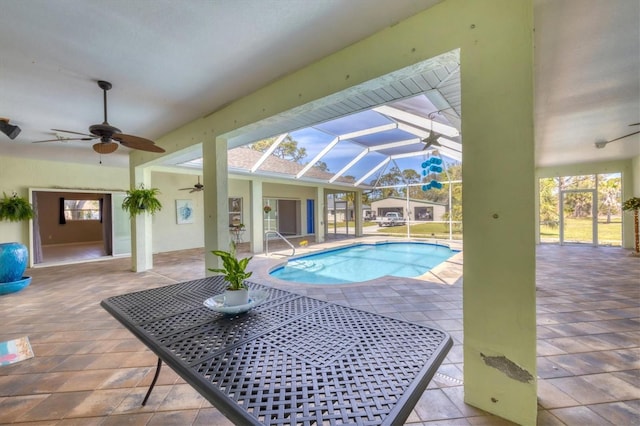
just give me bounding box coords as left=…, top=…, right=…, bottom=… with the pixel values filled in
left=0, top=118, right=21, bottom=140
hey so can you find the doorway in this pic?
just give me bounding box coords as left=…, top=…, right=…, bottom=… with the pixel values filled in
left=31, top=190, right=130, bottom=265
left=262, top=198, right=301, bottom=236
left=560, top=189, right=596, bottom=245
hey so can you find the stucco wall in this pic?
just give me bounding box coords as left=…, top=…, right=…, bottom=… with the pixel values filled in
left=151, top=171, right=205, bottom=253
left=0, top=155, right=128, bottom=246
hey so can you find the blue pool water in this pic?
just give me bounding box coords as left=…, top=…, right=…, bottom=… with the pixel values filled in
left=270, top=242, right=457, bottom=285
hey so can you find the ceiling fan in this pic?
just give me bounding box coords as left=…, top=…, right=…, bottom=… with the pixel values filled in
left=34, top=80, right=165, bottom=154
left=594, top=123, right=640, bottom=149
left=179, top=176, right=204, bottom=193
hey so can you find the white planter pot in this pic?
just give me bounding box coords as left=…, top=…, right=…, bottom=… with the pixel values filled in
left=224, top=288, right=249, bottom=306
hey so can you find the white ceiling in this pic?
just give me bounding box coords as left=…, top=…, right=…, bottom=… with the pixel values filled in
left=0, top=0, right=638, bottom=169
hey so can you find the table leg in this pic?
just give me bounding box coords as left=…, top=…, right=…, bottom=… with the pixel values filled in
left=141, top=357, right=163, bottom=406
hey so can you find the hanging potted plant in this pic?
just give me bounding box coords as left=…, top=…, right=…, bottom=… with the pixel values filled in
left=121, top=185, right=162, bottom=218
left=209, top=242, right=252, bottom=306
left=0, top=192, right=35, bottom=222
left=622, top=196, right=640, bottom=256
left=263, top=205, right=272, bottom=214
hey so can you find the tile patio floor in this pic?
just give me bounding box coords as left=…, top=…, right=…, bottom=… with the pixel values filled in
left=0, top=241, right=638, bottom=425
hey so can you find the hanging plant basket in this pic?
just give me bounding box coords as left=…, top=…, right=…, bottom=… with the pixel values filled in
left=0, top=192, right=35, bottom=222
left=263, top=205, right=272, bottom=214
left=122, top=185, right=162, bottom=218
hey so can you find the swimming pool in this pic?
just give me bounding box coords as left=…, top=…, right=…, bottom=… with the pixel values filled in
left=270, top=242, right=457, bottom=285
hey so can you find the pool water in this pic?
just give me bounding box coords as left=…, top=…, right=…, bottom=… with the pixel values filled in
left=270, top=242, right=457, bottom=284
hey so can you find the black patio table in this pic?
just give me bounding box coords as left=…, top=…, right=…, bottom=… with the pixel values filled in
left=101, top=276, right=452, bottom=425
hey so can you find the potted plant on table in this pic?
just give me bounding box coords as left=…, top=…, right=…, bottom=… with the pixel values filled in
left=121, top=185, right=162, bottom=218
left=622, top=196, right=640, bottom=256
left=209, top=242, right=253, bottom=306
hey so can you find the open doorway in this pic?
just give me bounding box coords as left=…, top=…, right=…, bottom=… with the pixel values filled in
left=31, top=190, right=130, bottom=265
left=263, top=198, right=301, bottom=236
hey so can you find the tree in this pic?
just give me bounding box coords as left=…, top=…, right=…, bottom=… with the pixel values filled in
left=313, top=161, right=330, bottom=172
left=539, top=177, right=559, bottom=228
left=251, top=135, right=307, bottom=163
left=401, top=169, right=421, bottom=198
left=599, top=176, right=621, bottom=223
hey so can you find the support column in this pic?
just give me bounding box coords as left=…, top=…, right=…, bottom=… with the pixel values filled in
left=203, top=137, right=230, bottom=275
left=131, top=167, right=153, bottom=272
left=315, top=187, right=325, bottom=243
left=461, top=1, right=536, bottom=424
left=354, top=190, right=363, bottom=237
left=250, top=179, right=264, bottom=253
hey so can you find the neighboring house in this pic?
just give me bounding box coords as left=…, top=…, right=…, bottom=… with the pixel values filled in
left=371, top=197, right=447, bottom=221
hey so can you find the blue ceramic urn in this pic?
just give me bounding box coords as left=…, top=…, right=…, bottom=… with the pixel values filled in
left=0, top=242, right=28, bottom=283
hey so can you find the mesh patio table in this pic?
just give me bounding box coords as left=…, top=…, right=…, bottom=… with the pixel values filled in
left=101, top=276, right=452, bottom=425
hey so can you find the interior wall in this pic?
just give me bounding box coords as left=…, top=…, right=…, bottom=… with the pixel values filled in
left=151, top=171, right=205, bottom=253
left=0, top=155, right=128, bottom=247
left=632, top=155, right=640, bottom=196
left=36, top=191, right=104, bottom=245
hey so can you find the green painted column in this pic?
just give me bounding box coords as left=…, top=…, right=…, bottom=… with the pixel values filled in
left=460, top=2, right=537, bottom=424
left=130, top=166, right=152, bottom=272
left=250, top=179, right=264, bottom=253
left=203, top=137, right=230, bottom=274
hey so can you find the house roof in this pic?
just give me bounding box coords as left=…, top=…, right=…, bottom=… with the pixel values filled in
left=227, top=147, right=357, bottom=185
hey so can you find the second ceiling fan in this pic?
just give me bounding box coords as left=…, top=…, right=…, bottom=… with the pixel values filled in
left=180, top=176, right=204, bottom=193
left=35, top=80, right=165, bottom=154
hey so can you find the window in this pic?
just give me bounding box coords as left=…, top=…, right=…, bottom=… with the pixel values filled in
left=64, top=199, right=101, bottom=221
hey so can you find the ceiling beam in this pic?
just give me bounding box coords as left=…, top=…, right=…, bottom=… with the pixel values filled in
left=296, top=137, right=339, bottom=178
left=355, top=157, right=390, bottom=186
left=250, top=133, right=288, bottom=172
left=373, top=105, right=460, bottom=137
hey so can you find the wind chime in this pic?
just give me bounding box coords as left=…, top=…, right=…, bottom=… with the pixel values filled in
left=421, top=154, right=443, bottom=191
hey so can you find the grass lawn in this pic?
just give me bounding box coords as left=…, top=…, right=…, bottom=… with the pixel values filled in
left=540, top=217, right=621, bottom=245
left=375, top=222, right=462, bottom=240
left=326, top=221, right=378, bottom=228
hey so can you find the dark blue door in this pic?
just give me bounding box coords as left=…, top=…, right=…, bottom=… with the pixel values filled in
left=306, top=199, right=315, bottom=234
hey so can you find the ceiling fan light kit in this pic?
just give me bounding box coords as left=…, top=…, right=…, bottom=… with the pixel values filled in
left=33, top=80, right=165, bottom=155
left=0, top=118, right=21, bottom=140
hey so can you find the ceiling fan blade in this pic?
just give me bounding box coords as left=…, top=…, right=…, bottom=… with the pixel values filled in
left=607, top=130, right=640, bottom=143
left=113, top=133, right=166, bottom=153
left=51, top=128, right=95, bottom=137
left=92, top=142, right=119, bottom=154
left=629, top=123, right=639, bottom=126
left=33, top=136, right=96, bottom=143
left=179, top=187, right=193, bottom=191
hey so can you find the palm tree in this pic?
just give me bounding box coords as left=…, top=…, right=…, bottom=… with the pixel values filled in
left=622, top=197, right=640, bottom=255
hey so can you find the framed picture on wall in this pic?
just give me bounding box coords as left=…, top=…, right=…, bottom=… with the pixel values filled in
left=229, top=197, right=242, bottom=227
left=176, top=199, right=194, bottom=224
